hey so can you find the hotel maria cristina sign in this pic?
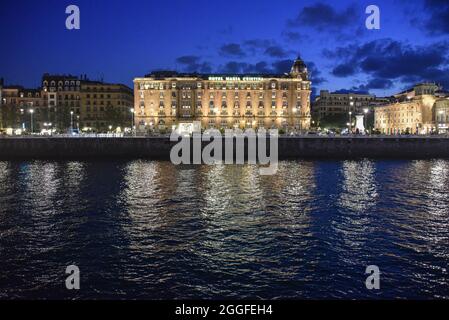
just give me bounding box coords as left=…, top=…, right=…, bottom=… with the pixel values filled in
left=208, top=76, right=265, bottom=82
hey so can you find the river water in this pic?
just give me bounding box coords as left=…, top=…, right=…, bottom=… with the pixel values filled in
left=0, top=160, right=448, bottom=299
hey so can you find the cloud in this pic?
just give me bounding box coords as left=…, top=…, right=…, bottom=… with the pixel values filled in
left=176, top=56, right=200, bottom=65
left=325, top=38, right=449, bottom=88
left=243, top=39, right=274, bottom=50
left=288, top=3, right=357, bottom=31
left=354, top=78, right=394, bottom=92
left=333, top=88, right=369, bottom=95
left=249, top=61, right=272, bottom=74
left=272, top=59, right=294, bottom=74
left=332, top=63, right=357, bottom=77
left=218, top=59, right=324, bottom=83
left=219, top=39, right=295, bottom=60
left=220, top=61, right=274, bottom=74
left=176, top=55, right=212, bottom=73
left=307, top=61, right=327, bottom=85
left=282, top=31, right=309, bottom=42
left=264, top=46, right=289, bottom=58
left=424, top=0, right=449, bottom=35
left=220, top=61, right=247, bottom=73
left=219, top=43, right=246, bottom=57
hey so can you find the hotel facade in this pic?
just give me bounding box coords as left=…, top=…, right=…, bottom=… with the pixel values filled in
left=133, top=58, right=312, bottom=133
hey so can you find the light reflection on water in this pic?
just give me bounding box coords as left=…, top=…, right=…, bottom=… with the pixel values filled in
left=0, top=160, right=448, bottom=299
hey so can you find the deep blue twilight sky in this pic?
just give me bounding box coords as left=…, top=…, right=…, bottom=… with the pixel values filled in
left=0, top=0, right=448, bottom=97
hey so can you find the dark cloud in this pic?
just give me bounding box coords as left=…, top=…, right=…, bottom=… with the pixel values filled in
left=220, top=61, right=247, bottom=73
left=424, top=0, right=449, bottom=35
left=219, top=43, right=246, bottom=57
left=219, top=59, right=326, bottom=84
left=220, top=61, right=274, bottom=74
left=243, top=39, right=273, bottom=50
left=332, top=63, right=357, bottom=77
left=333, top=89, right=369, bottom=95
left=282, top=31, right=309, bottom=42
left=272, top=59, right=294, bottom=74
left=249, top=61, right=272, bottom=74
left=198, top=63, right=213, bottom=73
left=335, top=78, right=393, bottom=95
left=176, top=55, right=212, bottom=73
left=326, top=38, right=449, bottom=88
left=176, top=56, right=200, bottom=65
left=288, top=3, right=357, bottom=31
left=354, top=79, right=394, bottom=92
left=241, top=39, right=275, bottom=55
left=307, top=61, right=327, bottom=85
left=264, top=46, right=289, bottom=58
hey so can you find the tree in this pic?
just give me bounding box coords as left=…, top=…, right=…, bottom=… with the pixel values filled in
left=2, top=105, right=19, bottom=128
left=104, top=105, right=125, bottom=129
left=319, top=114, right=348, bottom=129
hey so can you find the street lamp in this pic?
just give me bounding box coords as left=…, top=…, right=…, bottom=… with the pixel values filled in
left=364, top=108, right=369, bottom=132
left=348, top=111, right=352, bottom=133
left=70, top=111, right=74, bottom=133
left=130, top=108, right=135, bottom=135
left=29, top=109, right=34, bottom=134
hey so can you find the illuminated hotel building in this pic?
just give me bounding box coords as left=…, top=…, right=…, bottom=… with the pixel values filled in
left=133, top=58, right=311, bottom=132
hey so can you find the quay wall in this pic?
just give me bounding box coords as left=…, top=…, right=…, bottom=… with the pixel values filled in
left=0, top=136, right=449, bottom=160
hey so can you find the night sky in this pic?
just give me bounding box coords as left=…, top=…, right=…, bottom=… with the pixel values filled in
left=0, top=0, right=448, bottom=97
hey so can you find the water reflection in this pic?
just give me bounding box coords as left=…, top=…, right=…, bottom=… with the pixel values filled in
left=339, top=160, right=378, bottom=213
left=0, top=160, right=448, bottom=299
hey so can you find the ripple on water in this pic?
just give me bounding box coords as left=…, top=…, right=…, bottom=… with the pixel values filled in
left=0, top=160, right=448, bottom=299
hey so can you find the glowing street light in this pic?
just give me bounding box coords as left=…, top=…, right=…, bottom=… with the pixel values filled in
left=348, top=111, right=352, bottom=132
left=364, top=108, right=369, bottom=131
left=29, top=109, right=34, bottom=133
left=130, top=108, right=135, bottom=136
left=70, top=111, right=74, bottom=133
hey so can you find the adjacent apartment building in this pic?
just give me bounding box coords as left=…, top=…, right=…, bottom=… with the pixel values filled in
left=312, top=90, right=389, bottom=126
left=374, top=83, right=448, bottom=134
left=42, top=74, right=134, bottom=132
left=133, top=58, right=312, bottom=132
left=0, top=74, right=133, bottom=133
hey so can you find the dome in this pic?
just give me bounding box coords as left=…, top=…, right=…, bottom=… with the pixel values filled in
left=291, top=56, right=307, bottom=74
